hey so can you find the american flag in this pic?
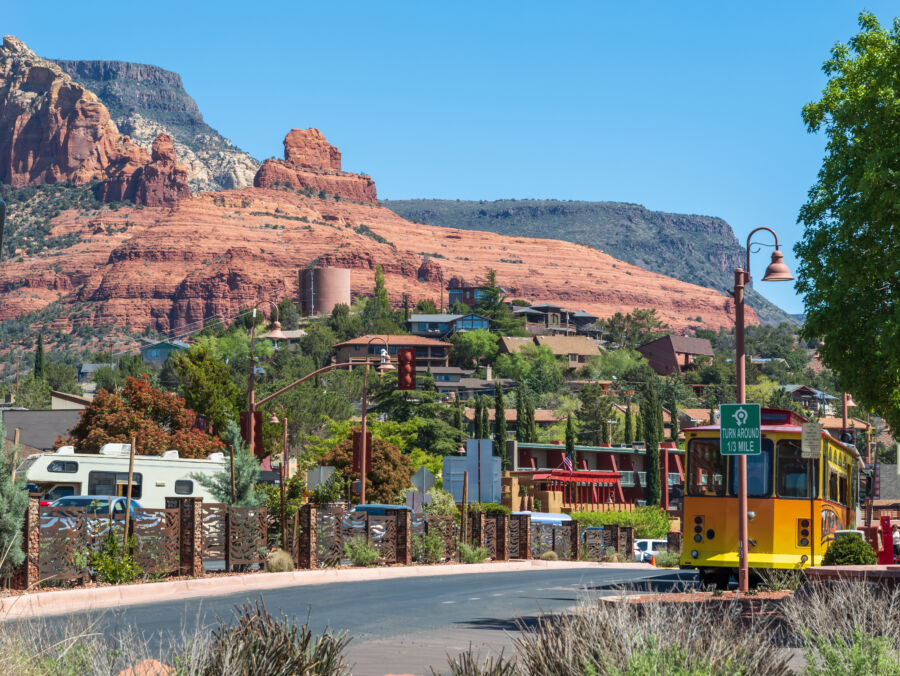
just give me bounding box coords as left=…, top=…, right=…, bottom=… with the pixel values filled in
left=562, top=454, right=573, bottom=472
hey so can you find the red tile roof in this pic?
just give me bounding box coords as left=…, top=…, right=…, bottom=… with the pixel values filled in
left=333, top=334, right=451, bottom=348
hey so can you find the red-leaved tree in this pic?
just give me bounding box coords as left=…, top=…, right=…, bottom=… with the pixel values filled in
left=65, top=377, right=224, bottom=457
left=322, top=436, right=413, bottom=505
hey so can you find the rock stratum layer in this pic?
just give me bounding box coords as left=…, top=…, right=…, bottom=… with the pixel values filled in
left=0, top=183, right=755, bottom=334
left=254, top=129, right=377, bottom=204
left=0, top=36, right=190, bottom=206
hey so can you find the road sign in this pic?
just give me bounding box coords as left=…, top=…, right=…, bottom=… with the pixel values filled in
left=801, top=423, right=822, bottom=459
left=412, top=467, right=436, bottom=494
left=719, top=403, right=761, bottom=455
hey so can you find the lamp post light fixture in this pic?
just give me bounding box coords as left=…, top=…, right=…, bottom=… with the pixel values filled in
left=247, top=302, right=287, bottom=458
left=731, top=227, right=793, bottom=593
left=605, top=419, right=618, bottom=444
left=359, top=337, right=393, bottom=505
left=268, top=404, right=289, bottom=551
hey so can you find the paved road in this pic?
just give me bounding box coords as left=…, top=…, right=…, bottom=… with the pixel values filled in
left=42, top=567, right=697, bottom=675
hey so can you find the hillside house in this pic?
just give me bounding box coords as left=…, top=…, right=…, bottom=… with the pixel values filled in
left=463, top=407, right=563, bottom=439
left=447, top=280, right=491, bottom=308
left=333, top=335, right=451, bottom=369
left=780, top=384, right=838, bottom=414
left=535, top=335, right=602, bottom=369
left=513, top=304, right=577, bottom=335
left=78, top=363, right=107, bottom=383
left=139, top=339, right=190, bottom=365
left=637, top=334, right=714, bottom=376
left=408, top=313, right=490, bottom=339
left=416, top=366, right=513, bottom=398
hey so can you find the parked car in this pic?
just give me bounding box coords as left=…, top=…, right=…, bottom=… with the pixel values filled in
left=633, top=538, right=668, bottom=562
left=49, top=495, right=142, bottom=517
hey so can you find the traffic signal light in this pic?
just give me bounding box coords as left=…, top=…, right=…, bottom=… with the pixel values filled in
left=397, top=347, right=416, bottom=390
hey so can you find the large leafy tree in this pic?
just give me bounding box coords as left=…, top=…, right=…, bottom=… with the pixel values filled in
left=450, top=329, right=499, bottom=369
left=174, top=345, right=242, bottom=434
left=322, top=436, right=413, bottom=504
left=578, top=382, right=615, bottom=446
left=796, top=12, right=900, bottom=434
left=66, top=377, right=223, bottom=457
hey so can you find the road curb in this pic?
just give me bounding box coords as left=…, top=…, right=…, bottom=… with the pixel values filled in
left=1, top=560, right=655, bottom=620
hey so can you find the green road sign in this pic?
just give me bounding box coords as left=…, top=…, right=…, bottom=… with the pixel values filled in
left=719, top=403, right=761, bottom=455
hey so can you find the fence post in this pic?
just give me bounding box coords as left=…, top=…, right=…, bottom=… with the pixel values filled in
left=395, top=510, right=411, bottom=565
left=225, top=506, right=232, bottom=573
left=607, top=524, right=620, bottom=557
left=511, top=513, right=531, bottom=559
left=621, top=526, right=634, bottom=560
left=495, top=514, right=509, bottom=562
left=667, top=530, right=683, bottom=555
left=11, top=494, right=41, bottom=590
left=297, top=503, right=316, bottom=569
left=569, top=521, right=581, bottom=561
left=166, top=497, right=203, bottom=577
left=469, top=512, right=486, bottom=548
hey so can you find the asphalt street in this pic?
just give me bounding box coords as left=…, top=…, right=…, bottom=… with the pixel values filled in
left=37, top=566, right=697, bottom=675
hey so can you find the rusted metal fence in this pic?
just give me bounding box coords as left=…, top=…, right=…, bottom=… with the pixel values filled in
left=530, top=521, right=581, bottom=560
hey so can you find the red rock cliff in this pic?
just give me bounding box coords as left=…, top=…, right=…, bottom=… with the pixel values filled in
left=0, top=36, right=190, bottom=206
left=254, top=128, right=377, bottom=204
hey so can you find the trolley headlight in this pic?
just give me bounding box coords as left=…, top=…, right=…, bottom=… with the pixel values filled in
left=694, top=534, right=703, bottom=543
left=800, top=538, right=810, bottom=547
left=691, top=550, right=699, bottom=558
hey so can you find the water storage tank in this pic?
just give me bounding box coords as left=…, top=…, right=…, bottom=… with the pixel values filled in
left=299, top=267, right=351, bottom=315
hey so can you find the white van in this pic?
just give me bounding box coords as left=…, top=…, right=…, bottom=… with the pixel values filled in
left=16, top=443, right=228, bottom=508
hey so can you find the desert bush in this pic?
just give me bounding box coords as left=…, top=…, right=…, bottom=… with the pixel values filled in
left=424, top=487, right=458, bottom=517
left=539, top=550, right=558, bottom=562
left=436, top=645, right=518, bottom=676
left=91, top=532, right=142, bottom=584
left=200, top=601, right=351, bottom=676
left=821, top=535, right=876, bottom=565
left=513, top=594, right=791, bottom=675
left=653, top=551, right=680, bottom=568
left=756, top=567, right=805, bottom=591
left=467, top=502, right=511, bottom=516
left=412, top=532, right=444, bottom=564
left=569, top=506, right=670, bottom=539
left=266, top=548, right=294, bottom=573
left=458, top=542, right=489, bottom=564
left=802, top=628, right=900, bottom=675
left=344, top=537, right=380, bottom=567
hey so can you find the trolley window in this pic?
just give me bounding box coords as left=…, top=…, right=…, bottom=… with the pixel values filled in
left=775, top=439, right=818, bottom=499
left=728, top=439, right=774, bottom=497
left=688, top=438, right=726, bottom=497
left=174, top=479, right=193, bottom=495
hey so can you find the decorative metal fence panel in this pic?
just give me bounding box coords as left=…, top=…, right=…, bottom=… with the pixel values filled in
left=229, top=507, right=267, bottom=567
left=316, top=505, right=345, bottom=567
left=131, top=508, right=179, bottom=576
left=39, top=507, right=88, bottom=583
left=508, top=516, right=521, bottom=558
left=484, top=516, right=498, bottom=559
left=200, top=504, right=228, bottom=562
left=583, top=528, right=611, bottom=560
left=530, top=523, right=575, bottom=560
left=368, top=515, right=397, bottom=563
left=411, top=513, right=427, bottom=540
left=425, top=515, right=458, bottom=561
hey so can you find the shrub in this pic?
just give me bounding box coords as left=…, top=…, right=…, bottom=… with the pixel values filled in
left=203, top=601, right=351, bottom=675
left=467, top=502, right=511, bottom=516
left=437, top=646, right=518, bottom=676
left=424, top=487, right=459, bottom=517
left=412, top=532, right=444, bottom=564
left=822, top=535, right=876, bottom=566
left=756, top=567, right=806, bottom=591
left=90, top=532, right=142, bottom=584
left=654, top=551, right=680, bottom=568
left=458, top=543, right=489, bottom=564
left=569, top=506, right=670, bottom=539
left=266, top=549, right=294, bottom=573
left=344, top=537, right=380, bottom=567
left=540, top=550, right=558, bottom=562
left=802, top=628, right=900, bottom=675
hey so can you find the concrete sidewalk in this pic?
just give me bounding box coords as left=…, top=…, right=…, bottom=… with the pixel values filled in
left=0, top=560, right=654, bottom=620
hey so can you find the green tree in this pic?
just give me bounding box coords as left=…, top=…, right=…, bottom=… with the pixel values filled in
left=474, top=397, right=484, bottom=440
left=328, top=303, right=364, bottom=341
left=565, top=413, right=576, bottom=458
left=494, top=344, right=564, bottom=394
left=298, top=322, right=338, bottom=369
left=494, top=382, right=507, bottom=467
left=360, top=265, right=406, bottom=334
left=44, top=362, right=82, bottom=396
left=515, top=383, right=527, bottom=441
left=450, top=329, right=499, bottom=369
left=474, top=270, right=528, bottom=336
left=452, top=393, right=465, bottom=433
left=642, top=379, right=663, bottom=506
left=33, top=333, right=44, bottom=380
left=193, top=420, right=261, bottom=506
left=796, top=12, right=900, bottom=434
left=174, top=345, right=242, bottom=434
left=480, top=397, right=491, bottom=442
left=578, top=382, right=615, bottom=446
left=13, top=374, right=51, bottom=409
left=525, top=394, right=537, bottom=443
left=414, top=299, right=438, bottom=314
left=624, top=398, right=634, bottom=444
left=0, top=420, right=27, bottom=580
left=276, top=297, right=300, bottom=330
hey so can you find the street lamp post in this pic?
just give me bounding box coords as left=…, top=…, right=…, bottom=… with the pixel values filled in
left=359, top=337, right=393, bottom=505
left=269, top=405, right=289, bottom=551
left=732, top=226, right=793, bottom=593
left=248, top=302, right=286, bottom=457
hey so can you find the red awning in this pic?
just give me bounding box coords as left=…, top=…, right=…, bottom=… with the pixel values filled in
left=532, top=470, right=620, bottom=483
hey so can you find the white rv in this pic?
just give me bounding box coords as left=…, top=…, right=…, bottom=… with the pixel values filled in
left=16, top=443, right=228, bottom=508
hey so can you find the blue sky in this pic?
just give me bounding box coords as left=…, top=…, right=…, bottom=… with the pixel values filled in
left=6, top=2, right=897, bottom=314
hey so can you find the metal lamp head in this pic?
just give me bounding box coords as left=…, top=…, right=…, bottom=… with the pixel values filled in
left=376, top=347, right=394, bottom=373
left=266, top=320, right=287, bottom=341
left=762, top=249, right=794, bottom=282
left=269, top=412, right=280, bottom=424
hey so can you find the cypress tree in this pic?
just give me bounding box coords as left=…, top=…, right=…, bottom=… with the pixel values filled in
left=480, top=397, right=491, bottom=441
left=515, top=384, right=526, bottom=441
left=600, top=415, right=610, bottom=444
left=474, top=397, right=484, bottom=439
left=642, top=380, right=662, bottom=506
left=453, top=394, right=465, bottom=433
left=34, top=333, right=45, bottom=380
left=565, top=414, right=576, bottom=459
left=624, top=398, right=634, bottom=444
left=635, top=413, right=642, bottom=443
left=525, top=395, right=537, bottom=442
left=494, top=382, right=507, bottom=466
left=669, top=397, right=679, bottom=443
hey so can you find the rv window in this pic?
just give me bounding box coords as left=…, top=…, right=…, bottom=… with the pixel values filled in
left=48, top=461, right=78, bottom=473
left=174, top=480, right=193, bottom=495
left=88, top=471, right=143, bottom=499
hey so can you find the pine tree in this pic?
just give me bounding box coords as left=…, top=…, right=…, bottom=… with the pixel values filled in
left=624, top=398, right=634, bottom=444
left=600, top=416, right=610, bottom=444
left=0, top=419, right=27, bottom=579
left=193, top=420, right=261, bottom=506
left=480, top=397, right=491, bottom=441
left=493, top=382, right=508, bottom=467
left=474, top=397, right=484, bottom=439
left=565, top=414, right=576, bottom=459
left=33, top=333, right=45, bottom=381
left=642, top=380, right=662, bottom=506
left=635, top=413, right=642, bottom=443
left=453, top=394, right=464, bottom=433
